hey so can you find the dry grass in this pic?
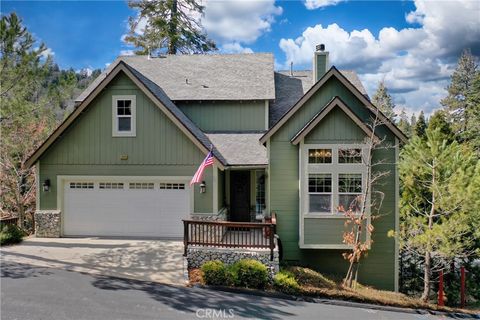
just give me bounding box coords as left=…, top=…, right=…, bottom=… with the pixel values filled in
left=188, top=268, right=204, bottom=286
left=189, top=266, right=478, bottom=315
left=285, top=266, right=479, bottom=315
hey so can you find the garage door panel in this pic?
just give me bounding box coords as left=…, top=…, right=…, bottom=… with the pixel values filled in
left=63, top=179, right=190, bottom=237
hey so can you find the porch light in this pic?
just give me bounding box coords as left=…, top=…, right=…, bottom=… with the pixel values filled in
left=199, top=181, right=206, bottom=194
left=42, top=179, right=51, bottom=192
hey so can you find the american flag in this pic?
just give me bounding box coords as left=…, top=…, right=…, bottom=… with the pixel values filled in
left=190, top=151, right=214, bottom=185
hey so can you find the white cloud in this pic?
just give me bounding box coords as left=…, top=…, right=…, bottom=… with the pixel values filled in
left=304, top=0, right=344, bottom=10
left=38, top=47, right=55, bottom=59
left=221, top=42, right=254, bottom=54
left=278, top=0, right=480, bottom=115
left=202, top=0, right=282, bottom=44
left=120, top=49, right=135, bottom=56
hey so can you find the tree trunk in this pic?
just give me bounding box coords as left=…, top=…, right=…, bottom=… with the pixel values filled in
left=421, top=251, right=431, bottom=301
left=167, top=0, right=178, bottom=54
left=421, top=161, right=436, bottom=302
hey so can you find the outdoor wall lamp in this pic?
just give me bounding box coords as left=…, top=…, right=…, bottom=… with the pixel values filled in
left=42, top=179, right=51, bottom=192
left=199, top=181, right=206, bottom=194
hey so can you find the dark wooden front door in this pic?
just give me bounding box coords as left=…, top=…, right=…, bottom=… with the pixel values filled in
left=230, top=171, right=250, bottom=222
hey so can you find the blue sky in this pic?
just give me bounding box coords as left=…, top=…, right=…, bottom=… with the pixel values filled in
left=2, top=0, right=479, bottom=115
left=2, top=0, right=416, bottom=70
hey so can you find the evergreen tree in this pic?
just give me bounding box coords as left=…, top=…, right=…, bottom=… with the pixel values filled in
left=372, top=80, right=396, bottom=121
left=0, top=13, right=56, bottom=229
left=428, top=110, right=453, bottom=143
left=414, top=111, right=427, bottom=139
left=441, top=49, right=478, bottom=140
left=397, top=108, right=412, bottom=137
left=464, top=71, right=480, bottom=152
left=125, top=0, right=216, bottom=55
left=400, top=127, right=480, bottom=301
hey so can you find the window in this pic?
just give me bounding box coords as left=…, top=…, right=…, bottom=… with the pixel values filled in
left=112, top=95, right=136, bottom=137
left=159, top=183, right=185, bottom=190
left=308, top=174, right=332, bottom=212
left=255, top=171, right=266, bottom=214
left=70, top=182, right=94, bottom=189
left=304, top=145, right=367, bottom=215
left=308, top=149, right=332, bottom=163
left=338, top=174, right=362, bottom=212
left=339, top=148, right=362, bottom=164
left=129, top=182, right=154, bottom=190
left=99, top=182, right=124, bottom=189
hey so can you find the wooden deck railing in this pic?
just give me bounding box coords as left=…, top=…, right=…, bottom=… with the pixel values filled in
left=0, top=216, right=18, bottom=227
left=183, top=213, right=277, bottom=260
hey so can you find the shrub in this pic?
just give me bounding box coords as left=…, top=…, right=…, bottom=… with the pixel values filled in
left=274, top=271, right=300, bottom=295
left=201, top=260, right=231, bottom=286
left=0, top=224, right=24, bottom=246
left=230, top=259, right=269, bottom=289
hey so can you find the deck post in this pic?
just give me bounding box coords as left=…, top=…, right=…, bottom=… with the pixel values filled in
left=183, top=220, right=188, bottom=256
left=269, top=223, right=275, bottom=261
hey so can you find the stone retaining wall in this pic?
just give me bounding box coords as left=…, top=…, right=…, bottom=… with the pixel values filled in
left=35, top=210, right=61, bottom=238
left=186, top=246, right=280, bottom=279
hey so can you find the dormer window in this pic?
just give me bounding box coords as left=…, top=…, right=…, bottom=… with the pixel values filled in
left=112, top=95, right=136, bottom=137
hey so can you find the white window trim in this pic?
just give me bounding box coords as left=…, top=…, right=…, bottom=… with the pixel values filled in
left=299, top=142, right=372, bottom=249
left=302, top=143, right=368, bottom=218
left=112, top=95, right=136, bottom=137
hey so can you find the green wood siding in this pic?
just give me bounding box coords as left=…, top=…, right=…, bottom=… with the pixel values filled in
left=178, top=101, right=266, bottom=132
left=305, top=107, right=366, bottom=143
left=303, top=218, right=367, bottom=245
left=268, top=76, right=398, bottom=290
left=39, top=72, right=213, bottom=213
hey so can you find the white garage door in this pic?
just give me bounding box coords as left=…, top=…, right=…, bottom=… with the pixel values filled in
left=63, top=179, right=190, bottom=238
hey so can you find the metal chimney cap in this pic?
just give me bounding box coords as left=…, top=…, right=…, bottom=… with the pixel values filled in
left=316, top=44, right=325, bottom=52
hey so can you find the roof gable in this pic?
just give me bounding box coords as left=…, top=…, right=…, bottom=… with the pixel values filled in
left=26, top=62, right=226, bottom=168
left=260, top=67, right=407, bottom=144
left=291, top=96, right=379, bottom=145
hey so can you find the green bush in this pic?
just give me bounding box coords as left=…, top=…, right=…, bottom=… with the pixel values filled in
left=273, top=271, right=300, bottom=295
left=230, top=259, right=269, bottom=289
left=201, top=260, right=231, bottom=286
left=0, top=224, right=24, bottom=246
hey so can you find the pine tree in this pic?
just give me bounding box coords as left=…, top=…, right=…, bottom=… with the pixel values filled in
left=0, top=13, right=56, bottom=229
left=464, top=71, right=480, bottom=152
left=372, top=80, right=396, bottom=121
left=414, top=111, right=427, bottom=139
left=124, top=0, right=216, bottom=55
left=397, top=108, right=412, bottom=137
left=428, top=110, right=453, bottom=143
left=441, top=49, right=478, bottom=139
left=400, top=127, right=480, bottom=301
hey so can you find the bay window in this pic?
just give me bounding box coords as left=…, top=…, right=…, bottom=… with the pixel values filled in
left=302, top=145, right=367, bottom=216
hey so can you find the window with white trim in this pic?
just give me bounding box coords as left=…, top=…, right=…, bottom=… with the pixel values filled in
left=112, top=95, right=136, bottom=137
left=303, top=145, right=367, bottom=215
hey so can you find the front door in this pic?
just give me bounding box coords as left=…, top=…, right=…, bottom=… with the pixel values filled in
left=230, top=171, right=250, bottom=222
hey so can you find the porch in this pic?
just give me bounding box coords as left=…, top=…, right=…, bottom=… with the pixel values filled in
left=183, top=213, right=277, bottom=261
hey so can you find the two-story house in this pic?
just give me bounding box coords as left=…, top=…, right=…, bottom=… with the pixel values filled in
left=27, top=47, right=406, bottom=290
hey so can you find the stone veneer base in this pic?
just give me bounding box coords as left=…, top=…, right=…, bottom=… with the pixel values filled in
left=35, top=210, right=61, bottom=238
left=186, top=246, right=280, bottom=279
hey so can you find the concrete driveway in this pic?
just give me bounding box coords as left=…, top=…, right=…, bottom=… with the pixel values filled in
left=0, top=237, right=185, bottom=285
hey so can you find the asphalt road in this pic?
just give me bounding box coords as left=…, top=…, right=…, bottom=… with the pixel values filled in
left=0, top=261, right=470, bottom=320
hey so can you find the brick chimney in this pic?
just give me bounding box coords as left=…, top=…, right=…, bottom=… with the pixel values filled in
left=313, top=44, right=329, bottom=83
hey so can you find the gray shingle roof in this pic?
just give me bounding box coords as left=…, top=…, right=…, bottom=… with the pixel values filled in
left=269, top=70, right=368, bottom=127
left=124, top=63, right=227, bottom=165
left=206, top=133, right=267, bottom=166
left=77, top=53, right=275, bottom=102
